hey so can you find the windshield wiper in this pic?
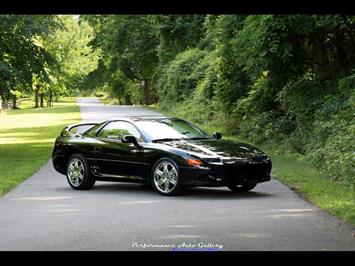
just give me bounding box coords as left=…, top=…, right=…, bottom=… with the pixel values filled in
left=152, top=138, right=183, bottom=143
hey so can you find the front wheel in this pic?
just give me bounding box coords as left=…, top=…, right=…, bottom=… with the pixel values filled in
left=227, top=183, right=257, bottom=193
left=151, top=158, right=183, bottom=196
left=66, top=154, right=96, bottom=190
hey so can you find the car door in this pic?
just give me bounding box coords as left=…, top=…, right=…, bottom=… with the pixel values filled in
left=94, top=121, right=145, bottom=178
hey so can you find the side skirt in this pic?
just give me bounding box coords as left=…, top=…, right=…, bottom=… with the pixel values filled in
left=93, top=173, right=147, bottom=184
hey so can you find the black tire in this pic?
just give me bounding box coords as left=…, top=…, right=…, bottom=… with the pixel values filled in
left=151, top=157, right=183, bottom=196
left=66, top=154, right=96, bottom=190
left=227, top=183, right=257, bottom=193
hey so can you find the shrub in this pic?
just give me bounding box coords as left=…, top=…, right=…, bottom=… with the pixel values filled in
left=157, top=48, right=207, bottom=107
left=94, top=91, right=105, bottom=98
left=306, top=74, right=355, bottom=186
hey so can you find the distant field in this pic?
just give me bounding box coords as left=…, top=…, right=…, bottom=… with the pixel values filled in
left=0, top=98, right=80, bottom=196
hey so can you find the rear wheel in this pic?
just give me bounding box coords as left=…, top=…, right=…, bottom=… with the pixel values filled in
left=66, top=154, right=95, bottom=190
left=151, top=158, right=182, bottom=196
left=227, top=183, right=257, bottom=192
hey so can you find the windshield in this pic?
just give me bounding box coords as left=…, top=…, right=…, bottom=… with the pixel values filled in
left=135, top=119, right=210, bottom=142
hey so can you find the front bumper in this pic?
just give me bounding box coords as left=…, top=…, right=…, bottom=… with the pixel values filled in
left=179, top=162, right=271, bottom=187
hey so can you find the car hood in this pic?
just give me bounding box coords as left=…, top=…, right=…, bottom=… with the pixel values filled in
left=160, top=139, right=269, bottom=162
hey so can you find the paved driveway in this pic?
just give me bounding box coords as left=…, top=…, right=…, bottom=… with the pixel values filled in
left=0, top=98, right=354, bottom=251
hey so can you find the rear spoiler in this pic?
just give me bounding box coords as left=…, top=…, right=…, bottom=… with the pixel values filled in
left=60, top=123, right=99, bottom=137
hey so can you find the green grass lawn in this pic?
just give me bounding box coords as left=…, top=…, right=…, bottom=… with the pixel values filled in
left=147, top=104, right=355, bottom=225
left=0, top=97, right=81, bottom=196
left=271, top=153, right=355, bottom=224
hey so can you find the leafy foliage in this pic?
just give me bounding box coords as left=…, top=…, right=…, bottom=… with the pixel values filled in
left=42, top=16, right=100, bottom=97
left=0, top=15, right=61, bottom=102
left=83, top=15, right=159, bottom=104
left=150, top=15, right=206, bottom=64
left=157, top=48, right=207, bottom=106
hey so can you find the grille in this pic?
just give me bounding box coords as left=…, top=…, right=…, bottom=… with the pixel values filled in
left=225, top=162, right=271, bottom=181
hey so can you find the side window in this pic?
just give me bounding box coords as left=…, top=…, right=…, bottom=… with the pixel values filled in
left=98, top=121, right=142, bottom=142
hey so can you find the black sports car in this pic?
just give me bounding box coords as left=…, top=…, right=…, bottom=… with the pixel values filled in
left=52, top=116, right=272, bottom=196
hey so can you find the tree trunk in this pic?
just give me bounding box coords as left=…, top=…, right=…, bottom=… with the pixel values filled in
left=142, top=79, right=152, bottom=105
left=40, top=93, right=44, bottom=108
left=124, top=94, right=132, bottom=105
left=1, top=93, right=8, bottom=109
left=2, top=101, right=9, bottom=109
left=34, top=89, right=39, bottom=108
left=48, top=91, right=53, bottom=107
left=12, top=94, right=18, bottom=109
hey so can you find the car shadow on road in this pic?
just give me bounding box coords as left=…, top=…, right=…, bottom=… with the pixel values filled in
left=57, top=182, right=273, bottom=200
left=183, top=187, right=273, bottom=200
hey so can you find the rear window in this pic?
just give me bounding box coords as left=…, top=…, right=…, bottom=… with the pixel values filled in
left=83, top=123, right=104, bottom=137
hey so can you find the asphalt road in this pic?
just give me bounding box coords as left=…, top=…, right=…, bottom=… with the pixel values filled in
left=0, top=97, right=354, bottom=251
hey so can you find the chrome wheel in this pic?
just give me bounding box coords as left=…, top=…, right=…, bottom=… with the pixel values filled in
left=67, top=158, right=85, bottom=187
left=153, top=161, right=178, bottom=194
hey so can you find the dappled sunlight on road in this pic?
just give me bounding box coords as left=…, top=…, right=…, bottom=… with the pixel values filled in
left=11, top=196, right=75, bottom=201
left=45, top=208, right=79, bottom=213
left=116, top=200, right=163, bottom=206
left=77, top=97, right=162, bottom=123
left=167, top=225, right=197, bottom=228
left=158, top=235, right=203, bottom=239
left=254, top=208, right=316, bottom=213
left=232, top=233, right=269, bottom=238
left=267, top=213, right=308, bottom=218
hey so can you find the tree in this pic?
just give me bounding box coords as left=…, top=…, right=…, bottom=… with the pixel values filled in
left=0, top=15, right=61, bottom=109
left=41, top=15, right=101, bottom=104
left=84, top=15, right=159, bottom=104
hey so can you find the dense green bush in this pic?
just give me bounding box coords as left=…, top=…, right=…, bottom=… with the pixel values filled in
left=161, top=96, right=223, bottom=132
left=94, top=91, right=105, bottom=98
left=157, top=48, right=207, bottom=106
left=306, top=75, right=355, bottom=185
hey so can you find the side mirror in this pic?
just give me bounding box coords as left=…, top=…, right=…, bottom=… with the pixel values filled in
left=213, top=132, right=222, bottom=140
left=122, top=135, right=140, bottom=147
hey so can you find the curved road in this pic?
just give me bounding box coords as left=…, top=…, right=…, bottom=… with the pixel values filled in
left=0, top=98, right=354, bottom=251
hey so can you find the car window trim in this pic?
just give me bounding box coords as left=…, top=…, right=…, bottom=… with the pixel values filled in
left=95, top=120, right=148, bottom=143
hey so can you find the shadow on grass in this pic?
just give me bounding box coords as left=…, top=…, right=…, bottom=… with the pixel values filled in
left=0, top=124, right=76, bottom=143
left=5, top=105, right=78, bottom=116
